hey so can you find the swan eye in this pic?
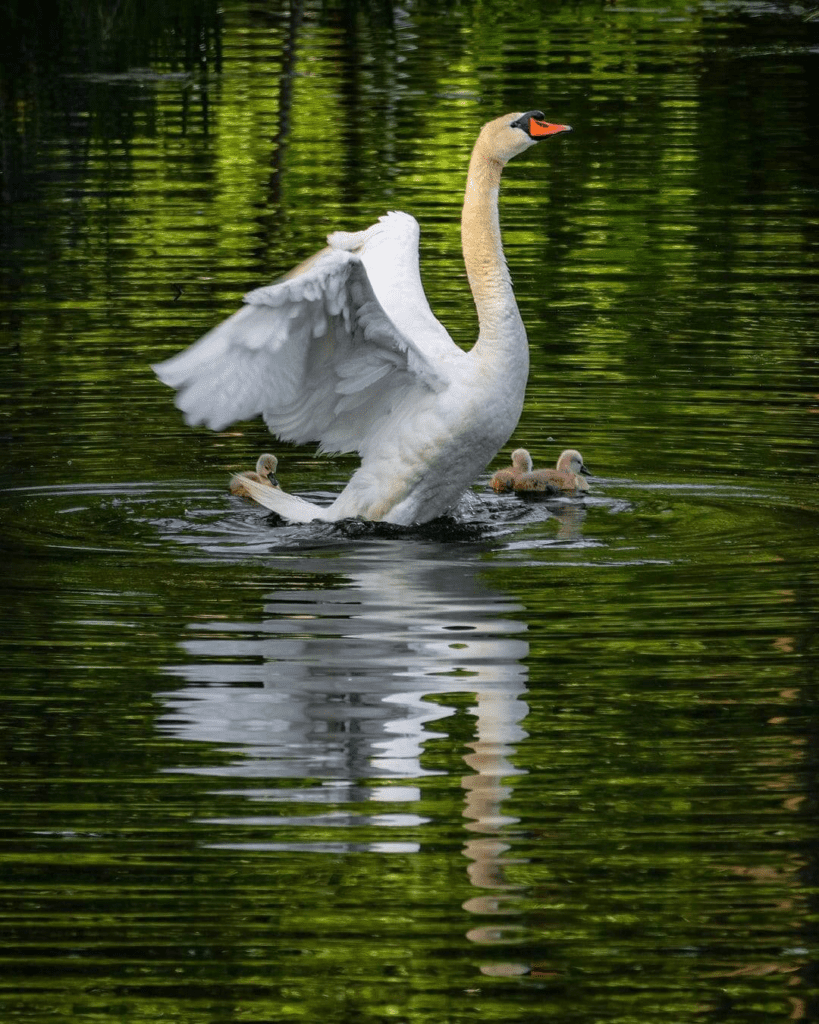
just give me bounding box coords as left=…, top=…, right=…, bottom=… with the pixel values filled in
left=511, top=110, right=544, bottom=131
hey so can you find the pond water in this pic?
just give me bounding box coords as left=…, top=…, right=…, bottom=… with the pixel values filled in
left=2, top=0, right=819, bottom=1021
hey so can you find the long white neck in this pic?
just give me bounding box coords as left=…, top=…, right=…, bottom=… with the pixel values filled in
left=462, top=145, right=527, bottom=370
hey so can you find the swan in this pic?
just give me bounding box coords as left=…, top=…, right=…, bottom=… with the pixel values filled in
left=490, top=448, right=534, bottom=492
left=152, top=111, right=571, bottom=525
left=510, top=448, right=590, bottom=494
left=229, top=453, right=279, bottom=498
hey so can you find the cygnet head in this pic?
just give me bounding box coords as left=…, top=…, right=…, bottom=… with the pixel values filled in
left=556, top=449, right=589, bottom=476
left=255, top=453, right=279, bottom=486
left=256, top=453, right=278, bottom=476
left=511, top=448, right=534, bottom=473
left=479, top=110, right=572, bottom=165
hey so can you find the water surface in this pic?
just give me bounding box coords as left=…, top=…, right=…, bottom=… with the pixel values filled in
left=2, top=1, right=819, bottom=1021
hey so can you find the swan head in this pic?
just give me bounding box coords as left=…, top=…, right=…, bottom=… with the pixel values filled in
left=511, top=448, right=534, bottom=473
left=557, top=449, right=589, bottom=476
left=480, top=110, right=572, bottom=164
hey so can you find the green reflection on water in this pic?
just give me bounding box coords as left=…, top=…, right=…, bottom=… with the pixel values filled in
left=1, top=0, right=819, bottom=1022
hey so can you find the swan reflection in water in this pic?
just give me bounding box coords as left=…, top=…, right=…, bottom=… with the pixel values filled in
left=157, top=529, right=583, bottom=976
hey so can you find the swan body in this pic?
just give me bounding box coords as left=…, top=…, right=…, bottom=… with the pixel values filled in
left=494, top=447, right=590, bottom=494
left=153, top=111, right=571, bottom=525
left=229, top=453, right=279, bottom=498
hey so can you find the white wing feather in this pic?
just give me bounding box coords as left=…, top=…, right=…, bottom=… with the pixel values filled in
left=329, top=211, right=455, bottom=365
left=153, top=212, right=460, bottom=456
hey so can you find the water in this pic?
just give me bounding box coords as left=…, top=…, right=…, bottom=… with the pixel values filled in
left=2, top=0, right=819, bottom=1021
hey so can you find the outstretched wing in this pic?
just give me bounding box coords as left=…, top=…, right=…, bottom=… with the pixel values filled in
left=329, top=211, right=456, bottom=366
left=153, top=215, right=461, bottom=455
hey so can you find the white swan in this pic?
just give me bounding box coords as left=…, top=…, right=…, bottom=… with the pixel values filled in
left=153, top=111, right=571, bottom=525
left=229, top=453, right=279, bottom=498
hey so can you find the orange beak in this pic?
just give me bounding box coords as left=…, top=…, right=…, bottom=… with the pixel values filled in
left=529, top=117, right=572, bottom=137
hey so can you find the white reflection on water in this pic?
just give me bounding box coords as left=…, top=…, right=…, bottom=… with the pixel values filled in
left=157, top=540, right=532, bottom=941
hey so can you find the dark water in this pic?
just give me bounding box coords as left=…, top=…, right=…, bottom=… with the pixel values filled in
left=2, top=1, right=819, bottom=1021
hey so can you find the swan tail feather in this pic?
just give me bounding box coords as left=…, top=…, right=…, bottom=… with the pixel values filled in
left=232, top=475, right=330, bottom=524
